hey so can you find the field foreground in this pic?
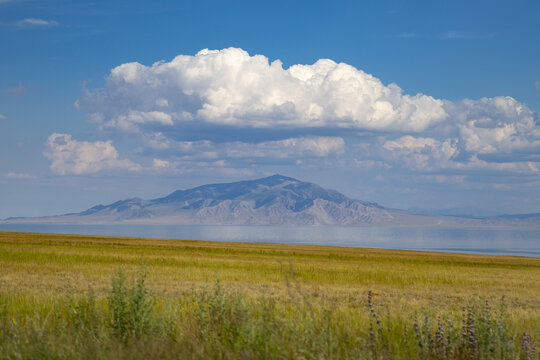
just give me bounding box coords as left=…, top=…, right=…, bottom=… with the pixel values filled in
left=0, top=231, right=539, bottom=359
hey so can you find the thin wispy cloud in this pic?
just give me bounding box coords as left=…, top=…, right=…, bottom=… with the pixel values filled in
left=396, top=32, right=415, bottom=39
left=4, top=172, right=34, bottom=179
left=0, top=114, right=6, bottom=119
left=2, top=82, right=28, bottom=97
left=16, top=18, right=59, bottom=28
left=536, top=81, right=540, bottom=92
left=443, top=31, right=496, bottom=39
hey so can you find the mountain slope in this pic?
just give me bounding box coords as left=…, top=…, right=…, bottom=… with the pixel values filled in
left=73, top=174, right=395, bottom=225
left=3, top=175, right=538, bottom=228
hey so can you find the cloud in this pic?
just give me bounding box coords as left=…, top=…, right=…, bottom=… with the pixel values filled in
left=77, top=47, right=448, bottom=134
left=443, top=32, right=495, bottom=39
left=69, top=47, right=540, bottom=180
left=227, top=137, right=345, bottom=158
left=0, top=114, right=6, bottom=119
left=99, top=135, right=346, bottom=179
left=152, top=158, right=170, bottom=168
left=76, top=48, right=537, bottom=149
left=421, top=175, right=467, bottom=184
left=448, top=97, right=540, bottom=157
left=144, top=134, right=343, bottom=156
left=16, top=18, right=59, bottom=28
left=151, top=157, right=255, bottom=177
left=382, top=136, right=459, bottom=170
left=396, top=32, right=415, bottom=39
left=102, top=110, right=173, bottom=131
left=136, top=132, right=370, bottom=179
left=379, top=134, right=540, bottom=174
left=463, top=156, right=539, bottom=174
left=0, top=0, right=26, bottom=4
left=4, top=172, right=33, bottom=179
left=2, top=82, right=28, bottom=97
left=536, top=81, right=540, bottom=92
left=43, top=133, right=141, bottom=175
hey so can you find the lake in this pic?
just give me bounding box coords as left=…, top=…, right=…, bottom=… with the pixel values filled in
left=0, top=224, right=539, bottom=257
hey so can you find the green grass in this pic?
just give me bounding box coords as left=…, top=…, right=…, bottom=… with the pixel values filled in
left=0, top=231, right=539, bottom=359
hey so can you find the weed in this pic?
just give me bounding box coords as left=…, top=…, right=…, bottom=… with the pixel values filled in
left=108, top=258, right=154, bottom=341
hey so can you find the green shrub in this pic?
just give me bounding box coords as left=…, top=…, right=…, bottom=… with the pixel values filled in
left=108, top=259, right=154, bottom=342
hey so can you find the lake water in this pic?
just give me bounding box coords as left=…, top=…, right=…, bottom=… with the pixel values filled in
left=0, top=224, right=539, bottom=257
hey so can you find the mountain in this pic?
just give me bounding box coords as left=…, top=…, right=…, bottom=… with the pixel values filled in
left=32, top=174, right=397, bottom=225
left=2, top=175, right=539, bottom=227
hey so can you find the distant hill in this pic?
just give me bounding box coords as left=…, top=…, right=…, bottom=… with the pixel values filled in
left=2, top=175, right=539, bottom=228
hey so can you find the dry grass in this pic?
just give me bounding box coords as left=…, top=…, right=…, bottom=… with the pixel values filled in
left=1, top=231, right=538, bottom=311
left=0, top=231, right=539, bottom=359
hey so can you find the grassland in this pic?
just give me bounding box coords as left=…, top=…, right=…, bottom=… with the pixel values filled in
left=0, top=231, right=539, bottom=359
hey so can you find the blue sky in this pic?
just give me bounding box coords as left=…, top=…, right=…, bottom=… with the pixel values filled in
left=1, top=0, right=539, bottom=218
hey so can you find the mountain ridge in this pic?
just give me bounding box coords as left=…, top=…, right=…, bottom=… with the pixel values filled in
left=2, top=175, right=539, bottom=228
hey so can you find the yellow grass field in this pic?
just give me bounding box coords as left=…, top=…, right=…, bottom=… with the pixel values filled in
left=1, top=231, right=539, bottom=311
left=0, top=231, right=539, bottom=359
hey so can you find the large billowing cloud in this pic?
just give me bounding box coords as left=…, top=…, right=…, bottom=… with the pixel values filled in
left=43, top=133, right=140, bottom=175
left=45, top=47, right=539, bottom=181
left=77, top=47, right=448, bottom=133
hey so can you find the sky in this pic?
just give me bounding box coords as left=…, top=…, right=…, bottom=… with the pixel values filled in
left=1, top=0, right=539, bottom=219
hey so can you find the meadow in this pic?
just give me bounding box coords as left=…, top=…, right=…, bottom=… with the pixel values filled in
left=0, top=231, right=538, bottom=359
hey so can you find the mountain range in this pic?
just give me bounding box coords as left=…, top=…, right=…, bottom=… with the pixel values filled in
left=2, top=174, right=540, bottom=228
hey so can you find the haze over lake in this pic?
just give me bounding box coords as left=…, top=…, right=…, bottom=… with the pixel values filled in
left=2, top=224, right=538, bottom=258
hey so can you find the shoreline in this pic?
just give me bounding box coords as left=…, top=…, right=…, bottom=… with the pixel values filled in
left=1, top=229, right=539, bottom=259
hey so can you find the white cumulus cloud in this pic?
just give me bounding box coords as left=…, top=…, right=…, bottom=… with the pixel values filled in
left=447, top=97, right=540, bottom=156
left=43, top=133, right=141, bottom=175
left=77, top=47, right=448, bottom=133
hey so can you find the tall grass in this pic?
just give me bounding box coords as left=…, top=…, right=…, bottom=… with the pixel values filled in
left=0, top=261, right=538, bottom=360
